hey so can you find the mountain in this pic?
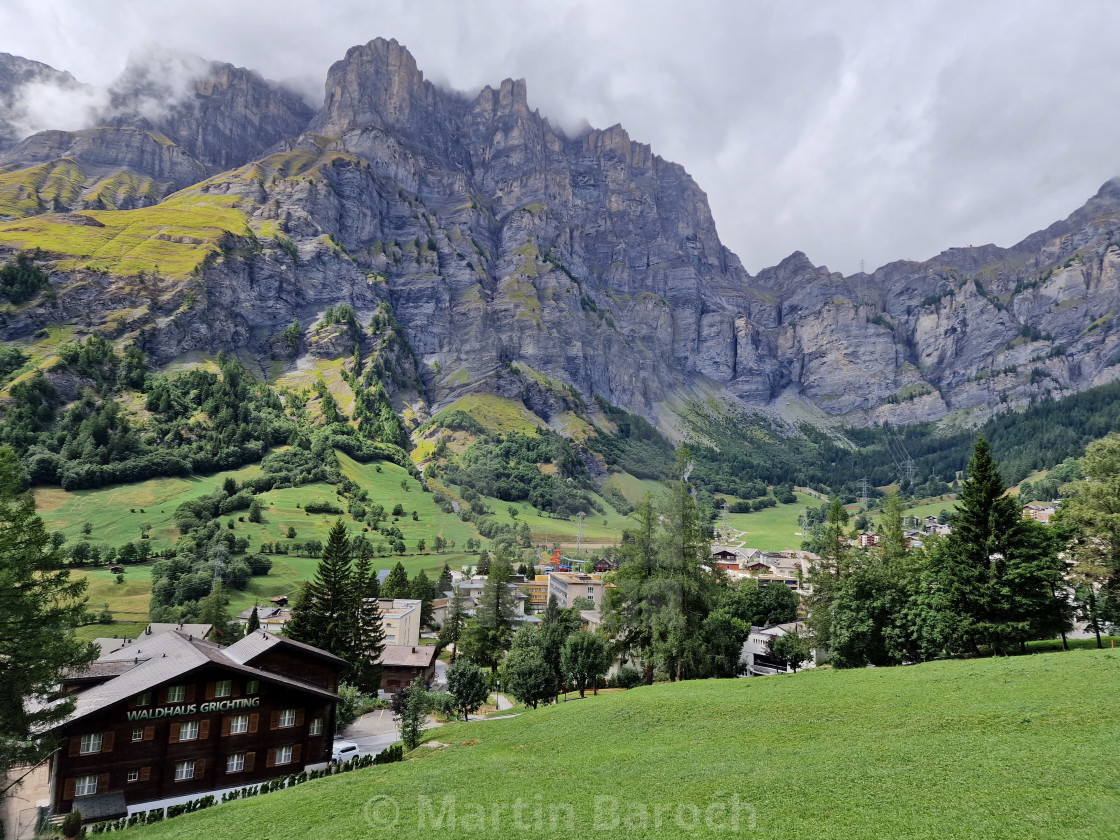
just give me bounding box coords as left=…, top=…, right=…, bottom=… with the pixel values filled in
left=0, top=37, right=1118, bottom=441
left=0, top=53, right=86, bottom=152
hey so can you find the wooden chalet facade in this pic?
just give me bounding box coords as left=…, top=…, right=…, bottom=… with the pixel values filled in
left=49, top=631, right=345, bottom=821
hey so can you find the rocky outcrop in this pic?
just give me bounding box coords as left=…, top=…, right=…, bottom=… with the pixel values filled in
left=0, top=53, right=84, bottom=152
left=3, top=38, right=1120, bottom=436
left=107, top=58, right=314, bottom=171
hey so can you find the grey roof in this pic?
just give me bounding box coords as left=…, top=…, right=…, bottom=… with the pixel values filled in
left=225, top=630, right=349, bottom=668
left=378, top=645, right=438, bottom=668
left=52, top=631, right=340, bottom=731
left=142, top=623, right=214, bottom=639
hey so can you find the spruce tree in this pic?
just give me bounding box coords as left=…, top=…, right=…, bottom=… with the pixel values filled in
left=410, top=569, right=434, bottom=627
left=350, top=543, right=386, bottom=693
left=246, top=606, right=261, bottom=633
left=286, top=520, right=355, bottom=657
left=918, top=436, right=1067, bottom=655
left=437, top=564, right=453, bottom=594
left=0, top=446, right=95, bottom=782
left=380, top=561, right=410, bottom=599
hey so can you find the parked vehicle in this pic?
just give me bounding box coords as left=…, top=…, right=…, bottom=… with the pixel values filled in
left=331, top=740, right=359, bottom=762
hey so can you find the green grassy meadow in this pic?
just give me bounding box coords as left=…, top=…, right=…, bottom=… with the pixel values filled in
left=118, top=649, right=1120, bottom=840
left=723, top=492, right=814, bottom=552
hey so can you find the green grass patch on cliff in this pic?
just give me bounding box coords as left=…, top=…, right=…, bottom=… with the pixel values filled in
left=0, top=192, right=247, bottom=276
left=117, top=649, right=1120, bottom=840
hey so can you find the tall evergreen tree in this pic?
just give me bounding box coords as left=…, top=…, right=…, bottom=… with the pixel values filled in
left=437, top=564, right=453, bottom=594
left=350, top=541, right=386, bottom=693
left=199, top=579, right=242, bottom=643
left=917, top=437, right=1068, bottom=655
left=438, top=587, right=467, bottom=662
left=410, top=569, right=435, bottom=627
left=246, top=606, right=261, bottom=633
left=286, top=520, right=355, bottom=658
left=0, top=446, right=95, bottom=787
left=460, top=555, right=518, bottom=672
left=380, top=561, right=410, bottom=599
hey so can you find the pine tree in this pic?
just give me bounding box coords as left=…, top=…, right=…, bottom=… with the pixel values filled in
left=350, top=543, right=386, bottom=693
left=246, top=606, right=261, bottom=633
left=286, top=520, right=355, bottom=657
left=0, top=446, right=95, bottom=783
left=380, top=561, right=410, bottom=599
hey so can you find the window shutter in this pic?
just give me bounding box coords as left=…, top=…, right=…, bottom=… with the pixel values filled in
left=143, top=726, right=155, bottom=741
left=248, top=713, right=259, bottom=734
left=205, top=682, right=215, bottom=700
left=158, top=687, right=167, bottom=704
left=198, top=720, right=210, bottom=740
left=221, top=716, right=232, bottom=737
left=184, top=684, right=196, bottom=702
left=68, top=737, right=80, bottom=758
left=139, top=767, right=151, bottom=782
left=294, top=709, right=305, bottom=727
left=63, top=779, right=76, bottom=800
left=194, top=759, right=206, bottom=778
left=232, top=681, right=242, bottom=698
left=97, top=773, right=109, bottom=793
left=265, top=749, right=275, bottom=768
left=243, top=751, right=256, bottom=772
left=169, top=723, right=180, bottom=744
left=291, top=744, right=302, bottom=764
left=269, top=711, right=280, bottom=730
left=102, top=731, right=114, bottom=753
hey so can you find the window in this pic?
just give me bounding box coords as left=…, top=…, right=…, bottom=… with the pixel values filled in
left=279, top=709, right=297, bottom=728
left=135, top=691, right=151, bottom=706
left=309, top=718, right=323, bottom=736
left=74, top=775, right=98, bottom=796
left=230, top=714, right=249, bottom=735
left=179, top=720, right=200, bottom=741
left=127, top=770, right=140, bottom=783
left=587, top=586, right=595, bottom=596
left=174, top=760, right=195, bottom=781
left=132, top=727, right=144, bottom=742
left=214, top=679, right=232, bottom=698
left=226, top=753, right=245, bottom=773
left=166, top=685, right=185, bottom=703
left=79, top=733, right=102, bottom=754
left=276, top=745, right=293, bottom=765
left=245, top=680, right=259, bottom=694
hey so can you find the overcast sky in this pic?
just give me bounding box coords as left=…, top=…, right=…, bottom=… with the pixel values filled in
left=1, top=0, right=1118, bottom=275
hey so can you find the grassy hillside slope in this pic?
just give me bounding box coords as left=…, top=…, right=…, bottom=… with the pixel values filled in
left=120, top=650, right=1119, bottom=840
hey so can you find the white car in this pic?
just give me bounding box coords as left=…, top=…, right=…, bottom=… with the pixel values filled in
left=331, top=740, right=359, bottom=762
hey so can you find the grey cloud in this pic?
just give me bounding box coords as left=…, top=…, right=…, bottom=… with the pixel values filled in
left=1, top=0, right=1119, bottom=275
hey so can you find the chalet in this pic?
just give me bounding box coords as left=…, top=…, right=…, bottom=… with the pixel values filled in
left=376, top=645, right=438, bottom=694
left=47, top=630, right=345, bottom=824
left=710, top=548, right=740, bottom=571
left=235, top=607, right=293, bottom=634
left=591, top=558, right=617, bottom=573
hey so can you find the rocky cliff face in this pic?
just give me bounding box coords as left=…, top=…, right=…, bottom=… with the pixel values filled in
left=2, top=38, right=1119, bottom=435
left=106, top=57, right=315, bottom=171
left=0, top=53, right=85, bottom=152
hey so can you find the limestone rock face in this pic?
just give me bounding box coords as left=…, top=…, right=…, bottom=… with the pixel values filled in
left=4, top=39, right=1120, bottom=434
left=106, top=58, right=315, bottom=171
left=0, top=53, right=85, bottom=152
